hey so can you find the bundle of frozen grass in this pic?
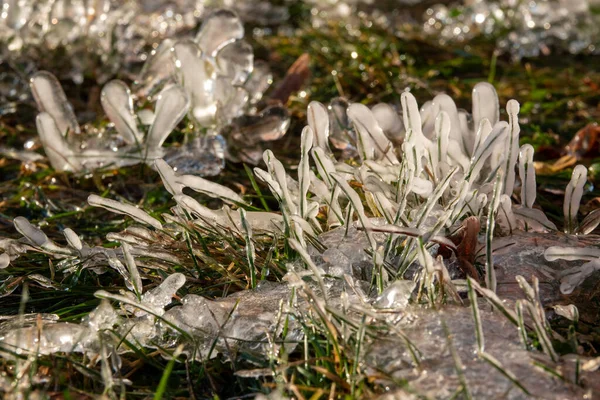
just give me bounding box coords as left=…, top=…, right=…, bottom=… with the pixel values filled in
left=26, top=9, right=289, bottom=176
left=2, top=82, right=599, bottom=398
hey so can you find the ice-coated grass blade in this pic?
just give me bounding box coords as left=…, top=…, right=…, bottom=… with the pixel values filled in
left=299, top=126, right=313, bottom=219
left=564, top=165, right=587, bottom=234
left=469, top=279, right=519, bottom=326
left=122, top=243, right=143, bottom=300
left=289, top=239, right=328, bottom=305
left=154, top=159, right=185, bottom=196
left=153, top=345, right=183, bottom=400
left=577, top=208, right=600, bottom=235
left=467, top=278, right=484, bottom=353
left=485, top=173, right=503, bottom=292
left=518, top=144, right=536, bottom=208
left=88, top=194, right=163, bottom=230
left=307, top=101, right=331, bottom=152
left=525, top=301, right=558, bottom=362
left=515, top=300, right=530, bottom=348
left=513, top=207, right=557, bottom=231
left=502, top=100, right=520, bottom=196
left=30, top=71, right=80, bottom=136
left=544, top=246, right=600, bottom=261
left=441, top=317, right=472, bottom=400
left=478, top=351, right=531, bottom=396
left=465, top=122, right=508, bottom=184
left=239, top=209, right=257, bottom=289
left=101, top=80, right=142, bottom=145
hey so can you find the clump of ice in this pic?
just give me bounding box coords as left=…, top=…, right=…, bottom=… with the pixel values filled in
left=25, top=9, right=290, bottom=176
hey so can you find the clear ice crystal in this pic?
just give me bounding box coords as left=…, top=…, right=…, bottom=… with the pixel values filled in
left=374, top=280, right=417, bottom=309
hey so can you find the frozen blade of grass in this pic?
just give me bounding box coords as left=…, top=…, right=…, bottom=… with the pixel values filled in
left=174, top=194, right=220, bottom=224
left=497, top=194, right=517, bottom=234
left=36, top=112, right=81, bottom=172
left=351, top=314, right=367, bottom=397
left=544, top=246, right=600, bottom=261
left=478, top=351, right=531, bottom=396
left=485, top=173, right=503, bottom=292
left=471, top=119, right=493, bottom=161
left=417, top=237, right=436, bottom=304
left=290, top=215, right=317, bottom=237
left=311, top=147, right=336, bottom=188
left=466, top=121, right=508, bottom=183
left=153, top=345, right=183, bottom=400
left=432, top=94, right=462, bottom=151
left=122, top=243, right=143, bottom=300
left=563, top=165, right=587, bottom=234
left=13, top=216, right=49, bottom=246
left=154, top=159, right=184, bottom=195
left=553, top=304, right=579, bottom=323
left=362, top=224, right=423, bottom=237
left=330, top=173, right=374, bottom=248
left=525, top=301, right=558, bottom=362
left=106, top=252, right=136, bottom=292
left=100, top=339, right=114, bottom=395
left=176, top=173, right=246, bottom=206
left=518, top=144, right=536, bottom=208
left=330, top=172, right=385, bottom=292
left=243, top=163, right=270, bottom=211
left=502, top=100, right=520, bottom=196
left=401, top=92, right=425, bottom=144
left=347, top=104, right=375, bottom=161
left=559, top=259, right=600, bottom=294
left=307, top=101, right=331, bottom=152
left=577, top=208, right=600, bottom=235
left=239, top=209, right=257, bottom=289
left=101, top=80, right=142, bottom=145
left=466, top=278, right=484, bottom=353
left=88, top=194, right=163, bottom=230
left=264, top=149, right=297, bottom=216
left=435, top=110, right=450, bottom=164
left=472, top=82, right=499, bottom=128
left=289, top=239, right=328, bottom=305
left=515, top=300, right=530, bottom=348
left=254, top=167, right=283, bottom=200
left=441, top=317, right=473, bottom=400
left=299, top=126, right=313, bottom=219
left=515, top=275, right=535, bottom=303
left=348, top=103, right=398, bottom=164
left=513, top=207, right=558, bottom=231
left=63, top=228, right=82, bottom=250
left=13, top=217, right=69, bottom=255
left=469, top=278, right=519, bottom=326
left=415, top=166, right=458, bottom=227
left=95, top=290, right=165, bottom=317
